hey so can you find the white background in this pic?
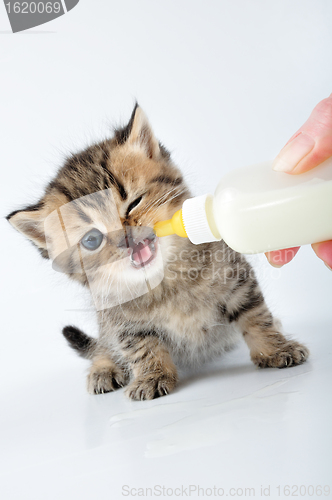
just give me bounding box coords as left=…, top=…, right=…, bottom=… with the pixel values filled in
left=0, top=1, right=331, bottom=499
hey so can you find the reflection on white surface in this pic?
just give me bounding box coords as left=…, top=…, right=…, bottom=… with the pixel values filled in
left=0, top=323, right=331, bottom=500
left=110, top=380, right=301, bottom=458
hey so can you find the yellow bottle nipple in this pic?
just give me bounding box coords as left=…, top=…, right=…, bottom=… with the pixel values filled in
left=153, top=209, right=188, bottom=238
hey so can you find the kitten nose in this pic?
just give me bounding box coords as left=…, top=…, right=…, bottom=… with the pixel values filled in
left=117, top=232, right=133, bottom=249
left=117, top=227, right=156, bottom=249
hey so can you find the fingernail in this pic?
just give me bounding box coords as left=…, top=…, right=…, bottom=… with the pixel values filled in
left=273, top=133, right=315, bottom=173
left=265, top=254, right=283, bottom=268
left=325, top=262, right=332, bottom=271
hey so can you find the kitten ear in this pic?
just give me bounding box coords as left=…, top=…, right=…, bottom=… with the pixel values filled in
left=6, top=203, right=47, bottom=251
left=125, top=104, right=161, bottom=159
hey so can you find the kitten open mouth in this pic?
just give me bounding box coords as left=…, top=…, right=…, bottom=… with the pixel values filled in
left=129, top=233, right=158, bottom=269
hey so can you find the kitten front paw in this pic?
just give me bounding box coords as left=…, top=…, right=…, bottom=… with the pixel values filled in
left=87, top=366, right=128, bottom=395
left=252, top=340, right=309, bottom=369
left=125, top=373, right=177, bottom=401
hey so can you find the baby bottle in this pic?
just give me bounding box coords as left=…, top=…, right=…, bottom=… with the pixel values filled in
left=154, top=158, right=332, bottom=254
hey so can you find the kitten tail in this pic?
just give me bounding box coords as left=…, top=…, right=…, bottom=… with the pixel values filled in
left=62, top=325, right=97, bottom=359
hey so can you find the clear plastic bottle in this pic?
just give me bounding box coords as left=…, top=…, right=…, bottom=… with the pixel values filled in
left=153, top=158, right=332, bottom=254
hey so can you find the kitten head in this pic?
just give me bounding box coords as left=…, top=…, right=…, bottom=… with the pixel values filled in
left=7, top=105, right=190, bottom=308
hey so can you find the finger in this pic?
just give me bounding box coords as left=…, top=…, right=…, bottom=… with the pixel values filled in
left=311, top=240, right=332, bottom=270
left=265, top=247, right=300, bottom=267
left=273, top=94, right=332, bottom=174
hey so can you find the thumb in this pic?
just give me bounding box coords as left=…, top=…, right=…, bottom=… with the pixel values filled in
left=273, top=94, right=332, bottom=174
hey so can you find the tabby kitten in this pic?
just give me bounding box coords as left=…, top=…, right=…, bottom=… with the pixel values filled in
left=7, top=104, right=309, bottom=400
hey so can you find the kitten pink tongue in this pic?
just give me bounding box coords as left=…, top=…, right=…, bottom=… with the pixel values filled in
left=132, top=242, right=152, bottom=264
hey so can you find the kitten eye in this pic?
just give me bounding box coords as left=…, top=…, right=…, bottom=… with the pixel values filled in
left=81, top=228, right=104, bottom=251
left=126, top=196, right=143, bottom=216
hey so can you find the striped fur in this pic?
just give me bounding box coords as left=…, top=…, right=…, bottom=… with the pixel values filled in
left=7, top=105, right=309, bottom=400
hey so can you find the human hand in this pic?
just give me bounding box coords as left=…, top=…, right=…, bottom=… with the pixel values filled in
left=265, top=94, right=332, bottom=270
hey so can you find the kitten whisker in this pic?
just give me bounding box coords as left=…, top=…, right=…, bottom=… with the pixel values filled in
left=144, top=186, right=187, bottom=217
